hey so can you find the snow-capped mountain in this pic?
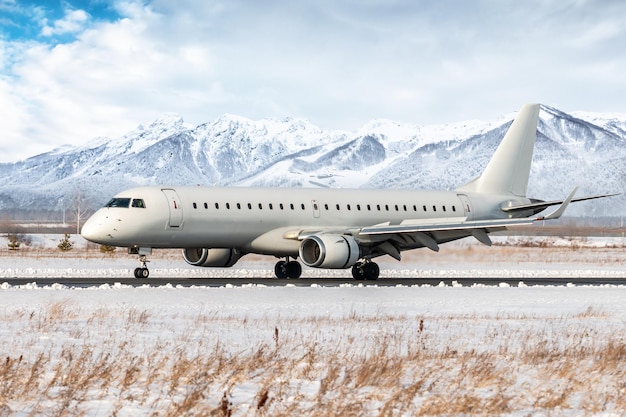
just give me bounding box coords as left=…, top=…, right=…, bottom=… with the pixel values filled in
left=0, top=105, right=624, bottom=218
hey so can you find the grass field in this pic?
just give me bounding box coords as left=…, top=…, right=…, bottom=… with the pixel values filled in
left=1, top=285, right=625, bottom=416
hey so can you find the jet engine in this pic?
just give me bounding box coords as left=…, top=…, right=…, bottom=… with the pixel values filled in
left=182, top=248, right=241, bottom=267
left=299, top=234, right=360, bottom=269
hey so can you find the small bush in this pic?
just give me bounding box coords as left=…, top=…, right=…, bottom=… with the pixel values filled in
left=57, top=233, right=73, bottom=251
left=100, top=245, right=116, bottom=254
left=7, top=234, right=20, bottom=250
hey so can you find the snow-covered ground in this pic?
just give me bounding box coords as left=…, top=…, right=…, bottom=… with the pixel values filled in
left=1, top=234, right=626, bottom=279
left=1, top=234, right=625, bottom=415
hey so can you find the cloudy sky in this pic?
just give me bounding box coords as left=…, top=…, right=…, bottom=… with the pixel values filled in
left=1, top=0, right=625, bottom=162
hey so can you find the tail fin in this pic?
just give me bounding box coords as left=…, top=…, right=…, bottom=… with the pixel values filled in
left=456, top=103, right=541, bottom=197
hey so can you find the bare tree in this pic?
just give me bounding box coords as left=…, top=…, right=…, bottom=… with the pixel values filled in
left=67, top=188, right=92, bottom=235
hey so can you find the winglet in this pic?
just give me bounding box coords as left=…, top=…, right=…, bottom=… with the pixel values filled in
left=539, top=187, right=578, bottom=221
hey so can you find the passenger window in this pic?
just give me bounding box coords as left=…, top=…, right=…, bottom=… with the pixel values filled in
left=106, top=198, right=131, bottom=208
left=226, top=203, right=230, bottom=209
left=452, top=206, right=456, bottom=212
left=433, top=205, right=437, bottom=212
left=204, top=203, right=208, bottom=209
left=215, top=203, right=220, bottom=209
left=443, top=206, right=446, bottom=212
left=280, top=203, right=284, bottom=210
left=290, top=204, right=294, bottom=210
left=269, top=203, right=274, bottom=210
left=347, top=204, right=351, bottom=211
left=193, top=202, right=197, bottom=209
left=131, top=199, right=146, bottom=208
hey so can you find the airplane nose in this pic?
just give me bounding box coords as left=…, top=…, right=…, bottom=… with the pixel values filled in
left=80, top=218, right=95, bottom=240
left=81, top=214, right=103, bottom=243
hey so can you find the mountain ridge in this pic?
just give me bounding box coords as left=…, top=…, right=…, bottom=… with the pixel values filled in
left=0, top=105, right=624, bottom=218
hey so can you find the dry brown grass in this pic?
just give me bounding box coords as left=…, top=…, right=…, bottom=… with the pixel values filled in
left=0, top=302, right=624, bottom=416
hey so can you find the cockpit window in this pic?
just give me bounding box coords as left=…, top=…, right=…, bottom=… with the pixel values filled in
left=105, top=198, right=131, bottom=208
left=131, top=199, right=146, bottom=208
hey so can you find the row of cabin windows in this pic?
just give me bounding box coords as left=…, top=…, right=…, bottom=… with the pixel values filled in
left=191, top=201, right=457, bottom=213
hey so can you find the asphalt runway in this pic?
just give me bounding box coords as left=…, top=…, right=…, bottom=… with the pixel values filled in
left=3, top=277, right=626, bottom=288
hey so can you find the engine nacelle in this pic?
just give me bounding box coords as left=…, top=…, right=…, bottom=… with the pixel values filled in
left=182, top=248, right=241, bottom=267
left=299, top=234, right=360, bottom=269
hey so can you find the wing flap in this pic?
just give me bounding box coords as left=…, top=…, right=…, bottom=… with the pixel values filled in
left=359, top=217, right=536, bottom=235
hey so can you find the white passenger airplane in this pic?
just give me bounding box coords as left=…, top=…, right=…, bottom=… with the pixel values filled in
left=81, top=104, right=612, bottom=279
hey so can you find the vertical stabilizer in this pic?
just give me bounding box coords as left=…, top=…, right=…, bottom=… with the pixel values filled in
left=457, top=103, right=540, bottom=197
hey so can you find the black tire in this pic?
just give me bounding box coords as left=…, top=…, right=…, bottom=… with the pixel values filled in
left=274, top=261, right=288, bottom=279
left=351, top=262, right=366, bottom=280
left=363, top=262, right=380, bottom=280
left=285, top=261, right=302, bottom=279
left=134, top=267, right=149, bottom=279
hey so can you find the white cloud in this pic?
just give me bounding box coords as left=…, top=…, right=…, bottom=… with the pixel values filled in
left=1, top=0, right=626, bottom=161
left=569, top=19, right=622, bottom=48
left=40, top=8, right=90, bottom=37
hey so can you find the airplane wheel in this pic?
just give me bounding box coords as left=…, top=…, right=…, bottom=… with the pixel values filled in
left=352, top=262, right=366, bottom=280
left=352, top=262, right=379, bottom=280
left=285, top=261, right=302, bottom=279
left=363, top=262, right=380, bottom=280
left=134, top=267, right=149, bottom=279
left=274, top=261, right=288, bottom=279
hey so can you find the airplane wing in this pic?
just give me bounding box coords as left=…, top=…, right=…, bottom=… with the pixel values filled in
left=359, top=188, right=578, bottom=239
left=287, top=189, right=582, bottom=261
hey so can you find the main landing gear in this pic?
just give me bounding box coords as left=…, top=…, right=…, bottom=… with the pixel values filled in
left=273, top=259, right=380, bottom=280
left=351, top=261, right=380, bottom=281
left=274, top=259, right=302, bottom=279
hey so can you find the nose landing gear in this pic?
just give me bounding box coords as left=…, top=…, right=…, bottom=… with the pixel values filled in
left=129, top=247, right=151, bottom=279
left=134, top=255, right=150, bottom=279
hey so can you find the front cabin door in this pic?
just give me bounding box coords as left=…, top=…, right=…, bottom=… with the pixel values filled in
left=162, top=189, right=184, bottom=228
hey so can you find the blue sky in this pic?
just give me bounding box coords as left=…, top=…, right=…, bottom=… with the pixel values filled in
left=1, top=0, right=625, bottom=162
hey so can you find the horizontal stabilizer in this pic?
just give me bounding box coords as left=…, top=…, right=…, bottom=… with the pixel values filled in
left=502, top=192, right=619, bottom=214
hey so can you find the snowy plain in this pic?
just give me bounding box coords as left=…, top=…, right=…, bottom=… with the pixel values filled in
left=1, top=234, right=625, bottom=416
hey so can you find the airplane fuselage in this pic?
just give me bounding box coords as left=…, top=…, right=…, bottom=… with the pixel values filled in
left=82, top=186, right=517, bottom=256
